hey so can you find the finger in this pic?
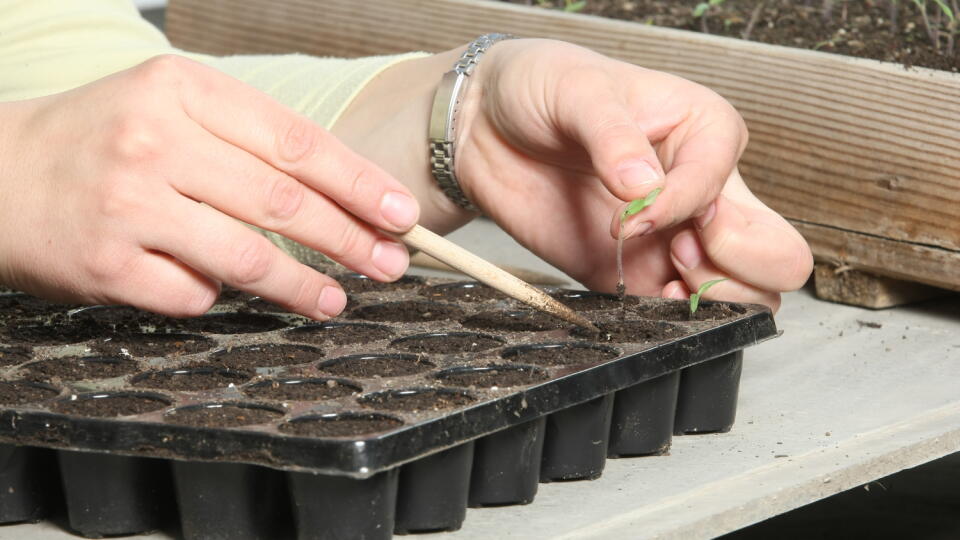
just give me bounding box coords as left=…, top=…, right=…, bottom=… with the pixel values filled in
left=143, top=194, right=350, bottom=320
left=670, top=228, right=781, bottom=312
left=102, top=251, right=221, bottom=317
left=168, top=127, right=410, bottom=282
left=146, top=56, right=420, bottom=233
left=661, top=280, right=690, bottom=301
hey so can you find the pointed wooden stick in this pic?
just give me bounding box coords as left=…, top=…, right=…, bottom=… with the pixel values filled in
left=401, top=225, right=599, bottom=332
left=409, top=252, right=570, bottom=286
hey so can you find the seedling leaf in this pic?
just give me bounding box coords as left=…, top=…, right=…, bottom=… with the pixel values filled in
left=693, top=3, right=710, bottom=17
left=689, top=278, right=729, bottom=314
left=564, top=0, right=588, bottom=12
left=621, top=187, right=663, bottom=223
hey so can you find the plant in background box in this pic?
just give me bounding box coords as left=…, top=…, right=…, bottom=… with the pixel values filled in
left=616, top=187, right=662, bottom=301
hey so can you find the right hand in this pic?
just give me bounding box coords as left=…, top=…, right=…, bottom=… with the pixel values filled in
left=0, top=55, right=420, bottom=319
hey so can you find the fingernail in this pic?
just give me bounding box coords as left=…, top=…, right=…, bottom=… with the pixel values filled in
left=316, top=286, right=347, bottom=318
left=696, top=202, right=717, bottom=230
left=380, top=191, right=419, bottom=230
left=617, top=159, right=662, bottom=189
left=673, top=232, right=702, bottom=270
left=372, top=240, right=409, bottom=278
left=623, top=218, right=653, bottom=239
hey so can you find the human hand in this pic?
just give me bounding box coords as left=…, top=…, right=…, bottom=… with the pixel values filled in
left=454, top=39, right=812, bottom=311
left=0, top=55, right=420, bottom=319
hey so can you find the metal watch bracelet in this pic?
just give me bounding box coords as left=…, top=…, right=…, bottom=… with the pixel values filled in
left=429, top=33, right=515, bottom=211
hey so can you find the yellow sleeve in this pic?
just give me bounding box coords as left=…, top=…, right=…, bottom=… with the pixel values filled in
left=0, top=0, right=429, bottom=265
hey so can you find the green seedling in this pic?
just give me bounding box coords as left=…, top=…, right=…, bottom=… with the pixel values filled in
left=911, top=0, right=958, bottom=53
left=563, top=0, right=587, bottom=12
left=694, top=0, right=725, bottom=33
left=689, top=278, right=729, bottom=314
left=616, top=187, right=662, bottom=300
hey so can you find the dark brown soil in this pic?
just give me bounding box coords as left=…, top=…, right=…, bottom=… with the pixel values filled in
left=360, top=389, right=475, bottom=412
left=164, top=403, right=283, bottom=428
left=283, top=322, right=395, bottom=346
left=337, top=274, right=424, bottom=293
left=216, top=286, right=255, bottom=304
left=501, top=342, right=621, bottom=366
left=552, top=290, right=641, bottom=311
left=1, top=323, right=104, bottom=346
left=0, top=381, right=59, bottom=405
left=391, top=332, right=505, bottom=354
left=93, top=333, right=216, bottom=357
left=638, top=301, right=747, bottom=322
left=318, top=353, right=435, bottom=378
left=513, top=0, right=959, bottom=71
left=280, top=413, right=403, bottom=437
left=174, top=313, right=289, bottom=334
left=460, top=310, right=568, bottom=332
left=574, top=319, right=680, bottom=343
left=437, top=365, right=549, bottom=388
left=22, top=356, right=139, bottom=381
left=209, top=343, right=324, bottom=370
left=50, top=393, right=171, bottom=417
left=69, top=305, right=171, bottom=330
left=423, top=282, right=507, bottom=302
left=0, top=345, right=33, bottom=367
left=350, top=301, right=464, bottom=323
left=0, top=294, right=76, bottom=321
left=131, top=368, right=253, bottom=391
left=243, top=378, right=360, bottom=401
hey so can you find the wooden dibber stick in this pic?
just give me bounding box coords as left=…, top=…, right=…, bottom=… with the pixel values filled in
left=401, top=225, right=600, bottom=332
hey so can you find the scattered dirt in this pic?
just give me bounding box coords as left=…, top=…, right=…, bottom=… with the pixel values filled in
left=574, top=319, right=680, bottom=343
left=174, top=313, right=289, bottom=334
left=50, top=393, right=171, bottom=417
left=857, top=320, right=884, bottom=329
left=553, top=291, right=641, bottom=311
left=637, top=301, right=746, bottom=322
left=360, top=389, right=475, bottom=412
left=438, top=366, right=549, bottom=388
left=423, top=282, right=507, bottom=302
left=131, top=368, right=253, bottom=391
left=22, top=356, right=139, bottom=381
left=319, top=353, right=435, bottom=378
left=461, top=310, right=569, bottom=332
left=392, top=332, right=505, bottom=354
left=164, top=404, right=284, bottom=428
left=280, top=414, right=403, bottom=437
left=209, top=343, right=324, bottom=370
left=0, top=381, right=59, bottom=405
left=337, top=274, right=424, bottom=293
left=0, top=345, right=33, bottom=367
left=350, top=301, right=465, bottom=323
left=283, top=322, right=395, bottom=346
left=242, top=378, right=360, bottom=401
left=501, top=343, right=621, bottom=366
left=93, top=333, right=216, bottom=357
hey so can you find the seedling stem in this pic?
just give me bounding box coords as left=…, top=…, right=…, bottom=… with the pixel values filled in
left=690, top=278, right=729, bottom=315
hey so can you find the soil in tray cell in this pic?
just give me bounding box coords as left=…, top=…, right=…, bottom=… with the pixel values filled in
left=165, top=403, right=284, bottom=428
left=68, top=305, right=171, bottom=330
left=552, top=290, right=640, bottom=311
left=360, top=389, right=475, bottom=413
left=574, top=319, right=681, bottom=343
left=280, top=413, right=403, bottom=438
left=2, top=322, right=104, bottom=346
left=93, top=333, right=216, bottom=357
left=0, top=294, right=77, bottom=321
left=22, top=356, right=139, bottom=381
left=283, top=322, right=395, bottom=346
left=0, top=381, right=59, bottom=405
left=501, top=342, right=621, bottom=367
left=174, top=313, right=289, bottom=334
left=392, top=332, right=505, bottom=354
left=337, top=273, right=424, bottom=294
left=460, top=310, right=568, bottom=332
left=50, top=392, right=171, bottom=417
left=350, top=301, right=464, bottom=323
left=318, top=353, right=434, bottom=378
left=423, top=282, right=507, bottom=302
left=243, top=378, right=360, bottom=401
left=215, top=286, right=255, bottom=304
left=636, top=300, right=747, bottom=322
left=437, top=365, right=549, bottom=389
left=131, top=367, right=253, bottom=391
left=0, top=345, right=33, bottom=367
left=209, top=343, right=324, bottom=370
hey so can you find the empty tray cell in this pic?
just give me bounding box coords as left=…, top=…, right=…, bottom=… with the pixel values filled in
left=574, top=319, right=681, bottom=344
left=460, top=310, right=568, bottom=332
left=674, top=351, right=744, bottom=435
left=394, top=442, right=475, bottom=533
left=288, top=467, right=398, bottom=540
left=423, top=281, right=506, bottom=302
left=174, top=313, right=289, bottom=334
left=551, top=290, right=640, bottom=311
left=350, top=301, right=464, bottom=323
left=243, top=377, right=360, bottom=402
left=209, top=343, right=324, bottom=370
left=500, top=342, right=620, bottom=367
left=216, top=286, right=255, bottom=305
left=635, top=299, right=747, bottom=322
left=131, top=367, right=253, bottom=391
left=469, top=417, right=546, bottom=507
left=280, top=412, right=403, bottom=438
left=0, top=293, right=76, bottom=320
left=1, top=323, right=103, bottom=346
left=57, top=451, right=172, bottom=537
left=173, top=461, right=291, bottom=540
left=608, top=371, right=681, bottom=457
left=50, top=391, right=172, bottom=418
left=0, top=445, right=58, bottom=524
left=283, top=322, right=395, bottom=346
left=164, top=402, right=284, bottom=428
left=391, top=332, right=504, bottom=354
left=540, top=394, right=615, bottom=482
left=436, top=365, right=549, bottom=389
left=0, top=380, right=60, bottom=406
left=318, top=353, right=434, bottom=378
left=359, top=388, right=474, bottom=413
left=93, top=332, right=215, bottom=357
left=0, top=345, right=33, bottom=367
left=337, top=273, right=424, bottom=293
left=22, top=355, right=138, bottom=382
left=68, top=305, right=170, bottom=331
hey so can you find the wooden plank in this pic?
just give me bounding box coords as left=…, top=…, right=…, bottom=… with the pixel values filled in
left=166, top=0, right=960, bottom=289
left=812, top=263, right=948, bottom=309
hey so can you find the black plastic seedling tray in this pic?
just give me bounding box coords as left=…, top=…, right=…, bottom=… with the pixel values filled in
left=0, top=274, right=777, bottom=539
